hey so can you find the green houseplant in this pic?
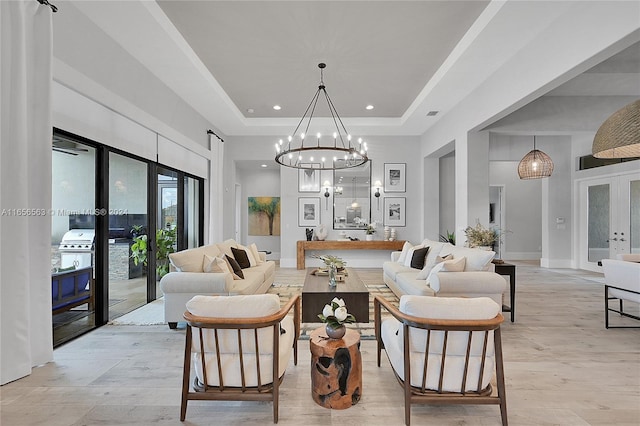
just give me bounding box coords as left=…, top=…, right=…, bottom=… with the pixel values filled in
left=130, top=227, right=177, bottom=279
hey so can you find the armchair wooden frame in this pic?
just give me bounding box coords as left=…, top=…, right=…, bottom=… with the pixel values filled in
left=180, top=295, right=301, bottom=423
left=374, top=296, right=507, bottom=426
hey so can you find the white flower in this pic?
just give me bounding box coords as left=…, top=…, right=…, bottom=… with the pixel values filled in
left=334, top=306, right=348, bottom=322
left=322, top=304, right=334, bottom=318
left=332, top=297, right=345, bottom=307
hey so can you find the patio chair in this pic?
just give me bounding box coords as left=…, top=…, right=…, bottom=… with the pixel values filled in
left=180, top=293, right=300, bottom=423
left=374, top=295, right=507, bottom=426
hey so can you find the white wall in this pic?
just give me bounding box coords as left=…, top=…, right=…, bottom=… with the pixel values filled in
left=225, top=135, right=423, bottom=268
left=439, top=154, right=456, bottom=238
left=237, top=166, right=282, bottom=259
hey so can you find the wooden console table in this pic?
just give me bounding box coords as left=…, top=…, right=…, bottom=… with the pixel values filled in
left=297, top=240, right=405, bottom=269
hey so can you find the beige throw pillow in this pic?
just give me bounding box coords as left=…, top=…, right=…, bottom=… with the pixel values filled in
left=441, top=256, right=466, bottom=272
left=249, top=243, right=264, bottom=264
left=203, top=254, right=229, bottom=273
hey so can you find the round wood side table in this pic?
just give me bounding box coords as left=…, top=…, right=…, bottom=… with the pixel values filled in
left=309, top=326, right=362, bottom=409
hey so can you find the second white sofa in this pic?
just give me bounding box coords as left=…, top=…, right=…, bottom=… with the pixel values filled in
left=383, top=238, right=506, bottom=305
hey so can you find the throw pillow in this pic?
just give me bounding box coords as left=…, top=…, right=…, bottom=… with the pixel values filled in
left=397, top=241, right=413, bottom=264
left=441, top=256, right=466, bottom=272
left=249, top=243, right=264, bottom=264
left=203, top=254, right=228, bottom=274
left=403, top=244, right=426, bottom=267
left=410, top=246, right=430, bottom=269
left=237, top=244, right=257, bottom=266
left=416, top=252, right=454, bottom=280
left=231, top=246, right=251, bottom=269
left=224, top=254, right=244, bottom=280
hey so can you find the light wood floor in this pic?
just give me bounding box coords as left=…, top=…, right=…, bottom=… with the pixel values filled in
left=2, top=261, right=639, bottom=425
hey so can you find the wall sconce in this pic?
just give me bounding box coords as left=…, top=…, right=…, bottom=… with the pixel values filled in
left=374, top=180, right=382, bottom=209
left=323, top=180, right=331, bottom=210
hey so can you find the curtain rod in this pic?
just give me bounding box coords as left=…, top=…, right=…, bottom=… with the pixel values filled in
left=36, top=0, right=57, bottom=13
left=206, top=129, right=224, bottom=143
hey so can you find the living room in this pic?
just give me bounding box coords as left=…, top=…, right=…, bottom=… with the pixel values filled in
left=1, top=1, right=639, bottom=424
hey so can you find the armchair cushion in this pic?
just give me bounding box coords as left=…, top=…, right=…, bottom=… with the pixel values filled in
left=381, top=296, right=500, bottom=391
left=185, top=294, right=295, bottom=386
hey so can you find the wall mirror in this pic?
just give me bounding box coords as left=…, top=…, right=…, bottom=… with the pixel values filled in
left=333, top=161, right=371, bottom=230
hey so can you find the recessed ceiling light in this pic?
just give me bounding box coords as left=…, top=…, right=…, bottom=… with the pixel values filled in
left=426, top=110, right=439, bottom=116
left=261, top=164, right=268, bottom=168
left=246, top=108, right=254, bottom=114
left=365, top=105, right=374, bottom=110
left=273, top=105, right=281, bottom=111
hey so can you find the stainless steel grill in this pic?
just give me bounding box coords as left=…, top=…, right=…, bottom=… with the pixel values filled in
left=59, top=229, right=95, bottom=269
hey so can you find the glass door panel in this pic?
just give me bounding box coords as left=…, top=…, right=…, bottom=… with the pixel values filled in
left=185, top=176, right=201, bottom=249
left=157, top=169, right=178, bottom=296
left=109, top=152, right=148, bottom=320
left=630, top=180, right=640, bottom=254
left=51, top=135, right=96, bottom=347
left=587, top=184, right=610, bottom=264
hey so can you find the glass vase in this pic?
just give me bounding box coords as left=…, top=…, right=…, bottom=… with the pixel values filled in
left=328, top=264, right=337, bottom=287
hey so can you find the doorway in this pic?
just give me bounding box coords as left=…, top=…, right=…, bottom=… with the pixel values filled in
left=579, top=172, right=640, bottom=271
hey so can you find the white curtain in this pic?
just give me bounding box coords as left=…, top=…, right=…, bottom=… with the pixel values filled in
left=0, top=0, right=54, bottom=384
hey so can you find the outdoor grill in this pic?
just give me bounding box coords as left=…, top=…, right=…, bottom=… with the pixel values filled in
left=59, top=229, right=95, bottom=269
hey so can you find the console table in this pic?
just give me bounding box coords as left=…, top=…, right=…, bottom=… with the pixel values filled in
left=297, top=240, right=405, bottom=269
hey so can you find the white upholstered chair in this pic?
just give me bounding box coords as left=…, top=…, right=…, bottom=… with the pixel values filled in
left=602, top=258, right=640, bottom=328
left=375, top=295, right=507, bottom=426
left=180, top=293, right=300, bottom=423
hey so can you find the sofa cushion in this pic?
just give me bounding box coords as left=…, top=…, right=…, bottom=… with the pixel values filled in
left=395, top=272, right=436, bottom=297
left=224, top=255, right=244, bottom=280
left=231, top=246, right=251, bottom=269
left=216, top=239, right=238, bottom=258
left=439, top=245, right=494, bottom=271
left=169, top=244, right=221, bottom=272
left=383, top=260, right=414, bottom=281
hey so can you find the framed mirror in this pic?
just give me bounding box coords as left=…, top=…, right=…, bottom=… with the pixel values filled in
left=333, top=161, right=371, bottom=230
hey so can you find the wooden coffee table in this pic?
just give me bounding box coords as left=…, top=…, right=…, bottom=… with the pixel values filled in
left=302, top=268, right=369, bottom=323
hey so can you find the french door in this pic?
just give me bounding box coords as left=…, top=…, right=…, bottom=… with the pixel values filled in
left=579, top=172, right=640, bottom=271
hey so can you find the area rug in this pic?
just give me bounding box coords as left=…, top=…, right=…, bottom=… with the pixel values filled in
left=106, top=270, right=399, bottom=338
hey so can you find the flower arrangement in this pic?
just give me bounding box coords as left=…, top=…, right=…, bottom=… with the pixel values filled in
left=318, top=297, right=356, bottom=328
left=464, top=220, right=503, bottom=248
left=315, top=254, right=346, bottom=269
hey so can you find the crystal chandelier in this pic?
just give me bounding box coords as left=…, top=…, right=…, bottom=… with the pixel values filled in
left=274, top=63, right=370, bottom=170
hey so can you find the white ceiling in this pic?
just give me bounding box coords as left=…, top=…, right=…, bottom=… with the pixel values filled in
left=156, top=0, right=490, bottom=119
left=68, top=1, right=640, bottom=138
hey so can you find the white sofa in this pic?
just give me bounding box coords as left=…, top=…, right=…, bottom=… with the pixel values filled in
left=383, top=238, right=506, bottom=305
left=602, top=255, right=640, bottom=328
left=160, top=239, right=275, bottom=328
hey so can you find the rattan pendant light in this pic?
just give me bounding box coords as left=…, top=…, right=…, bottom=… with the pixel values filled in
left=518, top=136, right=554, bottom=179
left=592, top=99, right=640, bottom=159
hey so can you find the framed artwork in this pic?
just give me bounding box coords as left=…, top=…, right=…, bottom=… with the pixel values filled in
left=248, top=197, right=281, bottom=236
left=383, top=197, right=406, bottom=227
left=298, top=197, right=320, bottom=227
left=298, top=164, right=320, bottom=192
left=384, top=163, right=406, bottom=193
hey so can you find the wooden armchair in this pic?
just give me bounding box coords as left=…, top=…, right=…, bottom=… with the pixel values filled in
left=180, top=294, right=301, bottom=423
left=374, top=295, right=507, bottom=426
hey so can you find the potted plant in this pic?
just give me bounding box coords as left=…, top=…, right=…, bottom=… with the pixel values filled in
left=130, top=227, right=177, bottom=279
left=439, top=230, right=455, bottom=245
left=315, top=254, right=346, bottom=286
left=464, top=220, right=502, bottom=250
left=318, top=297, right=356, bottom=339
